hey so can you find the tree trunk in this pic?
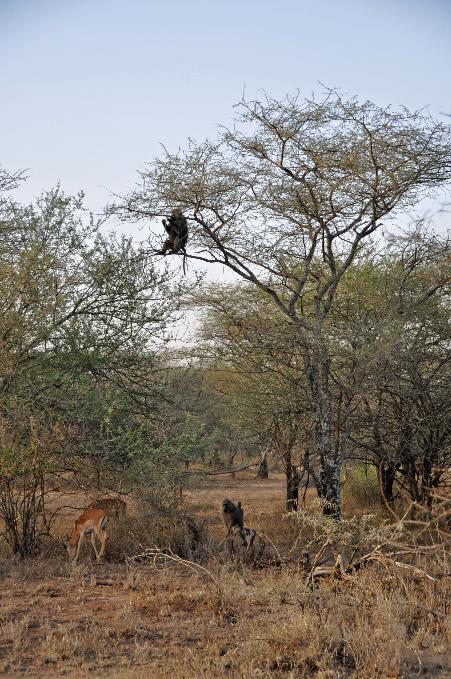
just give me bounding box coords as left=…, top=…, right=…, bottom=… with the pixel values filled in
left=302, top=450, right=321, bottom=499
left=420, top=457, right=434, bottom=510
left=305, top=340, right=341, bottom=520
left=284, top=452, right=300, bottom=511
left=257, top=448, right=269, bottom=479
left=286, top=468, right=299, bottom=511
left=319, top=459, right=340, bottom=517
left=378, top=462, right=396, bottom=505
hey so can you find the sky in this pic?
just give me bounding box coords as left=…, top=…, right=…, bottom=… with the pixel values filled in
left=1, top=0, right=450, bottom=225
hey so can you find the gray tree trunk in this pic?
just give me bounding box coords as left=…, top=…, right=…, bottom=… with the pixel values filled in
left=284, top=451, right=300, bottom=511
left=304, top=332, right=342, bottom=520
left=256, top=448, right=269, bottom=479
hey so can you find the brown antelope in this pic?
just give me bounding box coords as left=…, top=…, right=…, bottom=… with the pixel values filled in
left=86, top=497, right=126, bottom=519
left=64, top=508, right=108, bottom=563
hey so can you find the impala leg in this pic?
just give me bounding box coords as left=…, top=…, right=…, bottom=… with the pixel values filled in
left=74, top=534, right=83, bottom=563
left=90, top=532, right=100, bottom=560
left=98, top=528, right=107, bottom=560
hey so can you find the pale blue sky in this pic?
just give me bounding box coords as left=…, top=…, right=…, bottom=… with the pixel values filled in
left=1, top=0, right=450, bottom=213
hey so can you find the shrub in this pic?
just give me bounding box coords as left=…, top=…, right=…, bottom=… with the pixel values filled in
left=104, top=505, right=208, bottom=563
left=0, top=445, right=55, bottom=558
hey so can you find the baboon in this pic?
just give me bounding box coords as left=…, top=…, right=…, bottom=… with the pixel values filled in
left=157, top=208, right=188, bottom=255
left=221, top=498, right=244, bottom=538
left=232, top=525, right=257, bottom=551
left=86, top=497, right=126, bottom=519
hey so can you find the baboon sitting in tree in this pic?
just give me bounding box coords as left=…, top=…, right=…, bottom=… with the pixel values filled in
left=156, top=208, right=188, bottom=255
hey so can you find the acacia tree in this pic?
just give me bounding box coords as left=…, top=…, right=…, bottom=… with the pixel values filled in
left=121, top=90, right=451, bottom=518
left=340, top=230, right=450, bottom=508
left=0, top=180, right=195, bottom=553
left=0, top=186, right=180, bottom=403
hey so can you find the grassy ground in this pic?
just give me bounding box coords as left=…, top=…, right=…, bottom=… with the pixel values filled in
left=0, top=472, right=449, bottom=678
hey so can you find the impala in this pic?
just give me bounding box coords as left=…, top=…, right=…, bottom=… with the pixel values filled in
left=64, top=508, right=108, bottom=563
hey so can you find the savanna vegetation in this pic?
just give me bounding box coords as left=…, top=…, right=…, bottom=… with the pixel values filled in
left=0, top=91, right=449, bottom=678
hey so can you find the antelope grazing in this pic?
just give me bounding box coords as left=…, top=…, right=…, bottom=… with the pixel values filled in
left=65, top=508, right=108, bottom=563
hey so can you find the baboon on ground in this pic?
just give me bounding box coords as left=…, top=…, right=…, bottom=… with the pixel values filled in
left=221, top=499, right=244, bottom=537
left=232, top=525, right=257, bottom=551
left=86, top=497, right=126, bottom=519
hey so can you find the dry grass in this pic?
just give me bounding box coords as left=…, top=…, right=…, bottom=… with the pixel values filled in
left=0, top=472, right=449, bottom=678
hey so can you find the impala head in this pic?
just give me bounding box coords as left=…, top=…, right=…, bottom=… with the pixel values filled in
left=63, top=535, right=76, bottom=561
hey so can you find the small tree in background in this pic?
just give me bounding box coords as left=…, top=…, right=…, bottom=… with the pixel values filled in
left=0, top=408, right=64, bottom=557
left=339, top=229, right=450, bottom=508
left=194, top=284, right=315, bottom=508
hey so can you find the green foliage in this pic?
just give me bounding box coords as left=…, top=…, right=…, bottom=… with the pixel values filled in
left=342, top=464, right=380, bottom=507
left=0, top=179, right=203, bottom=531
left=0, top=413, right=61, bottom=557
left=125, top=425, right=208, bottom=505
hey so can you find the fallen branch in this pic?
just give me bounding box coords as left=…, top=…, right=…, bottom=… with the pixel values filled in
left=94, top=580, right=115, bottom=587
left=310, top=554, right=347, bottom=579
left=126, top=547, right=218, bottom=586
left=188, top=462, right=257, bottom=476
left=304, top=548, right=438, bottom=585
left=305, top=540, right=331, bottom=587
left=391, top=561, right=437, bottom=581
left=126, top=546, right=226, bottom=611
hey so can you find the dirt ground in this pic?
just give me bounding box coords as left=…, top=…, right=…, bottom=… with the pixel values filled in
left=0, top=472, right=449, bottom=678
